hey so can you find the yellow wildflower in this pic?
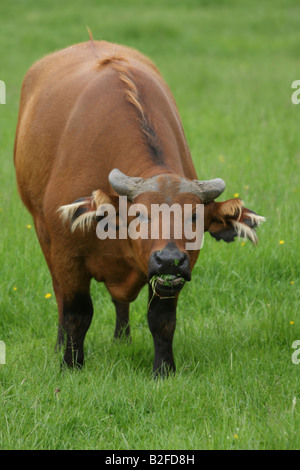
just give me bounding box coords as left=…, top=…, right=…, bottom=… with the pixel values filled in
left=233, top=193, right=239, bottom=198
left=279, top=240, right=285, bottom=245
left=233, top=433, right=238, bottom=439
left=45, top=293, right=52, bottom=299
left=26, top=224, right=32, bottom=229
left=290, top=321, right=294, bottom=325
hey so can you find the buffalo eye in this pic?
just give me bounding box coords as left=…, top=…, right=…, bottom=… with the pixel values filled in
left=136, top=211, right=149, bottom=223
left=192, top=213, right=198, bottom=223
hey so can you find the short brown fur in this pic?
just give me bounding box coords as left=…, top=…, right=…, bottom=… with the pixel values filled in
left=14, top=40, right=264, bottom=374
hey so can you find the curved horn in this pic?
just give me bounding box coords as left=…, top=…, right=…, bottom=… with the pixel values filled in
left=193, top=178, right=226, bottom=204
left=109, top=169, right=144, bottom=200
left=109, top=169, right=158, bottom=201
left=109, top=169, right=225, bottom=204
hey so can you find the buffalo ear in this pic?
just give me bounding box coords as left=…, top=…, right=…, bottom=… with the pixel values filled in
left=58, top=190, right=114, bottom=232
left=208, top=199, right=265, bottom=245
left=209, top=221, right=237, bottom=243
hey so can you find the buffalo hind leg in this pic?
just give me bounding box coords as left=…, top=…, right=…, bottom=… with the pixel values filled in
left=55, top=324, right=65, bottom=351
left=33, top=218, right=66, bottom=353
left=61, top=292, right=93, bottom=368
left=113, top=299, right=130, bottom=340
left=147, top=286, right=177, bottom=378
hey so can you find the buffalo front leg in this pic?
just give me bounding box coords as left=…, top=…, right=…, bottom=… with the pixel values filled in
left=60, top=292, right=94, bottom=368
left=147, top=286, right=178, bottom=377
left=112, top=299, right=130, bottom=340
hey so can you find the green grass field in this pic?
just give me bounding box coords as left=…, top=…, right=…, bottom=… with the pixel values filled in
left=0, top=0, right=300, bottom=450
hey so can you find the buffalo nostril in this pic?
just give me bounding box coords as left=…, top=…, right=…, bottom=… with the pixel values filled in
left=148, top=247, right=191, bottom=282
left=154, top=252, right=162, bottom=265
left=177, top=253, right=188, bottom=267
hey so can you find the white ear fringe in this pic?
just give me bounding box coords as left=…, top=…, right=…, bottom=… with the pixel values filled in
left=231, top=212, right=266, bottom=245
left=70, top=211, right=97, bottom=233
left=244, top=212, right=266, bottom=226
left=58, top=201, right=86, bottom=223
left=58, top=201, right=97, bottom=233
left=231, top=220, right=258, bottom=244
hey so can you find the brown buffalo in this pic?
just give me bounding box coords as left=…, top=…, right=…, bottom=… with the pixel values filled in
left=14, top=39, right=265, bottom=376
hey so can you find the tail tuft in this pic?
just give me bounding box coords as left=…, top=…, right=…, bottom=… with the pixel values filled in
left=86, top=25, right=93, bottom=42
